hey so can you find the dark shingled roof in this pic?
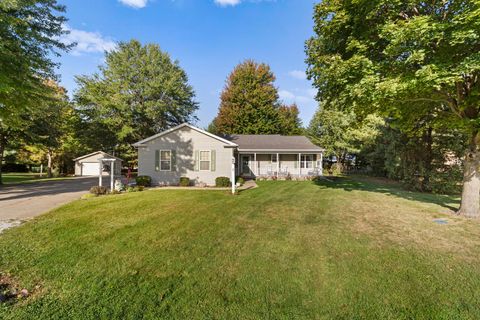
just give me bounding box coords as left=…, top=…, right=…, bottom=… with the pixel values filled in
left=224, top=134, right=323, bottom=151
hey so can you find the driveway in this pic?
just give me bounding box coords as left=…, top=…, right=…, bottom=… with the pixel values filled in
left=0, top=177, right=104, bottom=222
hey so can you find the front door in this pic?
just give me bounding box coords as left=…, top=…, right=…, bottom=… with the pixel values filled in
left=241, top=155, right=251, bottom=176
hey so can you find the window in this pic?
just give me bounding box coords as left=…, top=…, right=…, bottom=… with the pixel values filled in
left=271, top=154, right=278, bottom=163
left=160, top=150, right=171, bottom=171
left=301, top=154, right=314, bottom=169
left=200, top=150, right=211, bottom=171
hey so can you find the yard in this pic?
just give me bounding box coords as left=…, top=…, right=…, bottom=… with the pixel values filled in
left=1, top=173, right=74, bottom=185
left=0, top=176, right=479, bottom=319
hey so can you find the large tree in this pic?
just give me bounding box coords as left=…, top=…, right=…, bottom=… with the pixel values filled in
left=0, top=0, right=70, bottom=184
left=309, top=109, right=383, bottom=172
left=75, top=40, right=199, bottom=163
left=212, top=60, right=302, bottom=135
left=306, top=0, right=480, bottom=217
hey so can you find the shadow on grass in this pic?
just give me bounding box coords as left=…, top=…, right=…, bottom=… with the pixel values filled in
left=314, top=175, right=460, bottom=212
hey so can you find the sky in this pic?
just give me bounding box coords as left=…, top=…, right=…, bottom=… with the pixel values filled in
left=57, top=0, right=319, bottom=128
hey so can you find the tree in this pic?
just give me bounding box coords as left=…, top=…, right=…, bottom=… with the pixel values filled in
left=308, top=109, right=383, bottom=171
left=212, top=60, right=282, bottom=134
left=29, top=81, right=75, bottom=177
left=0, top=0, right=70, bottom=184
left=306, top=0, right=480, bottom=217
left=278, top=104, right=303, bottom=135
left=75, top=40, right=199, bottom=164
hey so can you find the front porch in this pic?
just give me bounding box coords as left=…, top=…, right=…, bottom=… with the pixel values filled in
left=236, top=152, right=323, bottom=178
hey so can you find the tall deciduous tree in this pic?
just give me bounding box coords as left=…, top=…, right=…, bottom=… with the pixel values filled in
left=213, top=60, right=284, bottom=134
left=278, top=104, right=303, bottom=135
left=309, top=109, right=383, bottom=171
left=306, top=0, right=480, bottom=217
left=75, top=40, right=199, bottom=163
left=0, top=0, right=70, bottom=184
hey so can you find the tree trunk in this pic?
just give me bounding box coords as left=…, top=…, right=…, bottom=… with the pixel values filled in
left=458, top=132, right=480, bottom=218
left=421, top=127, right=433, bottom=192
left=47, top=150, right=53, bottom=178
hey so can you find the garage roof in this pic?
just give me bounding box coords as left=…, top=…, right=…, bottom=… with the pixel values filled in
left=73, top=151, right=123, bottom=162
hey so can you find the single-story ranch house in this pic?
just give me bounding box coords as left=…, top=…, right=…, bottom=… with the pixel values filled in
left=133, top=123, right=324, bottom=186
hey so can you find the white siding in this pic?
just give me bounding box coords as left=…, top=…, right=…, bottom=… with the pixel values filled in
left=138, top=126, right=233, bottom=186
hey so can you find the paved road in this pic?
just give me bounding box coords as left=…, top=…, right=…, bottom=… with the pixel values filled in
left=0, top=177, right=104, bottom=221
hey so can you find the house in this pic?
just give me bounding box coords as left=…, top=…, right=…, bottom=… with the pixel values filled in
left=133, top=123, right=324, bottom=186
left=74, top=151, right=123, bottom=176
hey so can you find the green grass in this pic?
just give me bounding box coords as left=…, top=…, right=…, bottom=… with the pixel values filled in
left=1, top=176, right=479, bottom=319
left=1, top=173, right=74, bottom=185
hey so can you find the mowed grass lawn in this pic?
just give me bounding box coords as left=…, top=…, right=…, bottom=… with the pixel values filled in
left=1, top=177, right=480, bottom=319
left=1, top=173, right=74, bottom=185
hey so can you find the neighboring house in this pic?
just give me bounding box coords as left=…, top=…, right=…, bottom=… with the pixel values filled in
left=74, top=151, right=123, bottom=176
left=133, top=123, right=324, bottom=186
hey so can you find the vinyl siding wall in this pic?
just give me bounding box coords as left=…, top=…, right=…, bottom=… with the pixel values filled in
left=137, top=127, right=233, bottom=186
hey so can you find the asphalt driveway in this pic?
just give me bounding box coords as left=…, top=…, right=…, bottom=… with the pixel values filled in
left=0, top=177, right=104, bottom=221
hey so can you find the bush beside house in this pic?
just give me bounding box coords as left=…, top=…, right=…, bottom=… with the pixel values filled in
left=215, top=177, right=231, bottom=187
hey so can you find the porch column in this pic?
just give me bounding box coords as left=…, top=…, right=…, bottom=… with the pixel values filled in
left=277, top=153, right=279, bottom=178
left=254, top=153, right=257, bottom=176
left=298, top=153, right=301, bottom=176
left=237, top=153, right=240, bottom=175
left=98, top=160, right=103, bottom=187
left=319, top=153, right=323, bottom=175
left=110, top=160, right=115, bottom=192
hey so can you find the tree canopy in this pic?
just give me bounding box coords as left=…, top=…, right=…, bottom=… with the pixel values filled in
left=75, top=40, right=199, bottom=163
left=306, top=0, right=480, bottom=217
left=212, top=60, right=302, bottom=135
left=0, top=0, right=70, bottom=183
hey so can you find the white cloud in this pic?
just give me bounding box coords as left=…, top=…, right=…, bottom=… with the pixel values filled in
left=289, top=70, right=307, bottom=80
left=62, top=26, right=116, bottom=56
left=279, top=90, right=296, bottom=101
left=215, top=0, right=242, bottom=6
left=279, top=88, right=317, bottom=105
left=119, top=0, right=148, bottom=8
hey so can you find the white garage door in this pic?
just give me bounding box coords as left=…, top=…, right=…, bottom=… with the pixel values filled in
left=81, top=162, right=100, bottom=176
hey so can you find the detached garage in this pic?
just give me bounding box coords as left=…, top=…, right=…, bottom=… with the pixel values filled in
left=74, top=151, right=123, bottom=176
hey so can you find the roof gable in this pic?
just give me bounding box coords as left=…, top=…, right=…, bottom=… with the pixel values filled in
left=73, top=151, right=123, bottom=162
left=132, top=123, right=238, bottom=147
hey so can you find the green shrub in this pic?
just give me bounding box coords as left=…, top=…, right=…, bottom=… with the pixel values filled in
left=179, top=177, right=190, bottom=187
left=136, top=176, right=152, bottom=187
left=89, top=186, right=108, bottom=195
left=127, top=186, right=136, bottom=193
left=215, top=177, right=231, bottom=187
left=136, top=186, right=144, bottom=192
left=237, top=177, right=245, bottom=186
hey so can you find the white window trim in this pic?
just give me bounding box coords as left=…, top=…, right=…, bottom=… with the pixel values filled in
left=271, top=154, right=278, bottom=164
left=300, top=154, right=314, bottom=169
left=199, top=150, right=211, bottom=171
left=160, top=150, right=172, bottom=171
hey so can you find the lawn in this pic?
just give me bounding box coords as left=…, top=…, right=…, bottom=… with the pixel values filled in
left=1, top=173, right=74, bottom=185
left=1, top=176, right=479, bottom=319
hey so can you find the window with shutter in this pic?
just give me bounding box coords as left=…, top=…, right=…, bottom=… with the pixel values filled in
left=199, top=150, right=211, bottom=171
left=160, top=150, right=171, bottom=171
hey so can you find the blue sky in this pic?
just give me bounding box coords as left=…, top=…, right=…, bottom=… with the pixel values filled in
left=57, top=0, right=318, bottom=128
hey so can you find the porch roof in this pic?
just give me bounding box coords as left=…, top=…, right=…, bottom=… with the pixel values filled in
left=224, top=134, right=324, bottom=152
